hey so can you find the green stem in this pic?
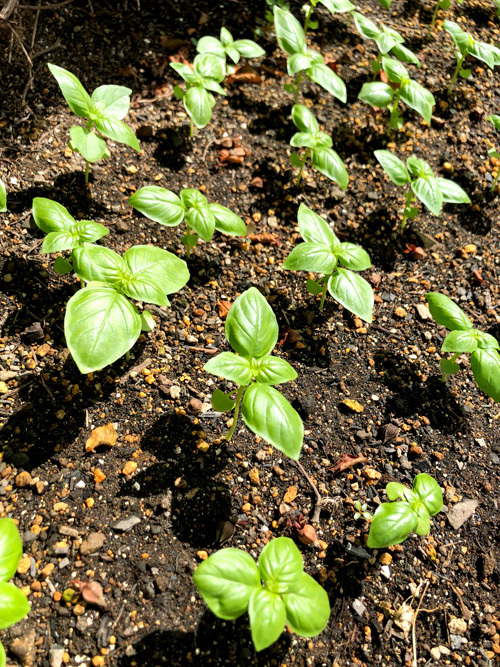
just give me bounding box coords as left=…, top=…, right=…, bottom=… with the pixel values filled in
left=186, top=224, right=192, bottom=260
left=447, top=54, right=465, bottom=95
left=296, top=149, right=312, bottom=186
left=490, top=167, right=500, bottom=192
left=319, top=275, right=331, bottom=311
left=401, top=189, right=416, bottom=230
left=441, top=352, right=459, bottom=382
left=125, top=350, right=131, bottom=361
left=225, top=385, right=246, bottom=442
left=303, top=3, right=314, bottom=34
left=84, top=160, right=89, bottom=185
left=428, top=0, right=441, bottom=37
left=295, top=71, right=304, bottom=104
left=387, top=88, right=402, bottom=136
left=372, top=54, right=382, bottom=81
left=190, top=116, right=194, bottom=138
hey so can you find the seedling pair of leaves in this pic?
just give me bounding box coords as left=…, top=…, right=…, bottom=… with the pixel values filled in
left=196, top=26, right=265, bottom=76
left=0, top=518, right=31, bottom=667
left=128, top=186, right=246, bottom=258
left=33, top=198, right=189, bottom=374
left=283, top=204, right=373, bottom=323
left=358, top=57, right=435, bottom=134
left=426, top=292, right=500, bottom=402
left=193, top=537, right=330, bottom=651
left=273, top=6, right=347, bottom=104
left=367, top=473, right=443, bottom=548
left=374, top=150, right=470, bottom=229
left=352, top=11, right=420, bottom=75
left=204, top=288, right=304, bottom=460
left=487, top=114, right=500, bottom=191
left=443, top=20, right=500, bottom=93
left=290, top=104, right=348, bottom=188
left=48, top=64, right=139, bottom=184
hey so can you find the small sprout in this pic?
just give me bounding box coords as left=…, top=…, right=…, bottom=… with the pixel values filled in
left=193, top=537, right=330, bottom=651
left=426, top=292, right=500, bottom=402
left=353, top=501, right=372, bottom=521
left=283, top=203, right=373, bottom=322
left=367, top=473, right=443, bottom=548
left=204, top=287, right=304, bottom=460
left=289, top=104, right=348, bottom=188
left=428, top=0, right=452, bottom=37
left=487, top=114, right=500, bottom=191
left=0, top=179, right=6, bottom=213
left=374, top=150, right=470, bottom=229
left=196, top=26, right=265, bottom=75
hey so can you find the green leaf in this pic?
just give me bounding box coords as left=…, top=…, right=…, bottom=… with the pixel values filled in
left=282, top=573, right=330, bottom=637
left=32, top=197, right=75, bottom=234
left=469, top=40, right=497, bottom=69
left=337, top=243, right=371, bottom=271
left=366, top=502, right=418, bottom=548
left=170, top=62, right=198, bottom=84
left=54, top=257, right=73, bottom=274
left=307, top=63, right=347, bottom=103
left=297, top=203, right=338, bottom=248
left=411, top=177, right=443, bottom=216
left=381, top=56, right=408, bottom=84
left=208, top=204, right=246, bottom=237
left=425, top=292, right=473, bottom=331
left=0, top=519, right=23, bottom=582
left=400, top=81, right=435, bottom=124
left=123, top=245, right=190, bottom=304
left=173, top=85, right=185, bottom=99
left=0, top=641, right=5, bottom=667
left=311, top=147, right=349, bottom=189
left=413, top=503, right=431, bottom=536
left=442, top=21, right=470, bottom=56
left=319, top=0, right=354, bottom=12
left=184, top=86, right=215, bottom=128
left=258, top=537, right=303, bottom=593
left=129, top=186, right=185, bottom=227
left=70, top=126, right=108, bottom=162
left=406, top=156, right=434, bottom=178
left=204, top=352, right=253, bottom=385
left=0, top=179, right=7, bottom=213
left=193, top=548, right=260, bottom=620
left=185, top=206, right=216, bottom=242
left=386, top=482, right=417, bottom=503
left=181, top=232, right=199, bottom=249
left=72, top=243, right=125, bottom=285
left=391, top=43, right=420, bottom=67
left=197, top=35, right=225, bottom=58
left=42, top=231, right=79, bottom=254
left=94, top=115, right=140, bottom=152
left=273, top=6, right=307, bottom=56
left=91, top=85, right=132, bottom=120
left=434, top=178, right=470, bottom=204
left=0, top=583, right=30, bottom=629
left=413, top=474, right=443, bottom=516
left=194, top=52, right=225, bottom=83
left=474, top=330, right=499, bottom=350
left=48, top=63, right=93, bottom=118
left=180, top=189, right=208, bottom=209
left=488, top=114, right=500, bottom=131
left=74, top=221, right=109, bottom=245
left=288, top=52, right=314, bottom=75
left=242, top=383, right=304, bottom=459
left=253, top=356, right=298, bottom=385
left=290, top=132, right=317, bottom=148
left=352, top=12, right=380, bottom=41
left=328, top=268, right=373, bottom=323
left=442, top=330, right=478, bottom=353
left=225, top=287, right=278, bottom=360
left=307, top=278, right=323, bottom=295
left=283, top=243, right=337, bottom=274
left=233, top=39, right=266, bottom=58
left=211, top=388, right=236, bottom=412
left=248, top=589, right=286, bottom=652
left=291, top=104, right=319, bottom=134
left=459, top=68, right=471, bottom=78
left=290, top=152, right=304, bottom=168
left=374, top=149, right=411, bottom=186
left=440, top=357, right=461, bottom=375
left=358, top=81, right=395, bottom=109
left=140, top=310, right=155, bottom=332
left=376, top=28, right=404, bottom=55
left=470, top=348, right=500, bottom=402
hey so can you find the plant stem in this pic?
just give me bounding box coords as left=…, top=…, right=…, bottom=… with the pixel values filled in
left=447, top=54, right=465, bottom=95
left=186, top=224, right=192, bottom=259
left=190, top=116, right=194, bottom=138
left=387, top=88, right=402, bottom=136
left=295, top=71, right=304, bottom=104
left=84, top=160, right=89, bottom=185
left=401, top=189, right=416, bottom=230
left=319, top=275, right=331, bottom=311
left=428, top=0, right=441, bottom=37
left=441, top=352, right=459, bottom=382
left=225, top=385, right=246, bottom=442
left=303, top=3, right=313, bottom=34
left=296, top=149, right=312, bottom=186
left=490, top=168, right=500, bottom=192
left=125, top=350, right=131, bottom=361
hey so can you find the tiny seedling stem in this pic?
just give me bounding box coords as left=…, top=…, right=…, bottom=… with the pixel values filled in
left=295, top=72, right=304, bottom=104
left=428, top=1, right=441, bottom=38
left=84, top=160, right=89, bottom=185
left=448, top=54, right=465, bottom=94
left=296, top=149, right=312, bottom=186
left=303, top=4, right=314, bottom=34
left=186, top=224, right=192, bottom=259
left=401, top=190, right=416, bottom=230
left=225, top=385, right=246, bottom=441
left=490, top=168, right=500, bottom=192
left=388, top=88, right=402, bottom=136
left=190, top=116, right=194, bottom=139
left=319, top=277, right=330, bottom=311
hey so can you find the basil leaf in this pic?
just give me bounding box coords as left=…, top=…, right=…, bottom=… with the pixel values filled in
left=196, top=36, right=225, bottom=58
left=442, top=330, right=478, bottom=353
left=411, top=177, right=443, bottom=216
left=184, top=86, right=215, bottom=128
left=307, top=63, right=347, bottom=103
left=489, top=114, right=500, bottom=131
left=386, top=482, right=417, bottom=503
left=69, top=126, right=108, bottom=162
left=366, top=502, right=418, bottom=548
left=233, top=39, right=265, bottom=59
left=400, top=81, right=435, bottom=124
left=425, top=292, right=473, bottom=331
left=94, top=115, right=140, bottom=152
left=352, top=12, right=380, bottom=41
left=42, top=231, right=79, bottom=254
left=443, top=21, right=469, bottom=56
left=291, top=104, right=319, bottom=134
left=413, top=503, right=431, bottom=536
left=288, top=52, right=313, bottom=75
left=381, top=56, right=408, bottom=83
left=248, top=589, right=286, bottom=652
left=358, top=81, right=395, bottom=108
left=193, top=548, right=260, bottom=620
left=185, top=206, right=216, bottom=242
left=208, top=204, right=246, bottom=236
left=242, top=383, right=304, bottom=459
left=225, top=287, right=278, bottom=360
left=194, top=52, right=225, bottom=83
left=440, top=358, right=461, bottom=375
left=32, top=197, right=75, bottom=234
left=469, top=40, right=497, bottom=68
left=123, top=245, right=189, bottom=303
left=258, top=537, right=303, bottom=593
left=54, top=257, right=73, bottom=275
left=283, top=243, right=337, bottom=274
left=374, top=149, right=411, bottom=186
left=307, top=278, right=324, bottom=295
left=72, top=243, right=126, bottom=284
left=376, top=28, right=404, bottom=55
left=434, top=178, right=470, bottom=204
left=211, top=388, right=236, bottom=412
left=204, top=352, right=253, bottom=385
left=470, top=348, right=500, bottom=402
left=474, top=330, right=500, bottom=350
left=48, top=63, right=93, bottom=118
left=406, top=156, right=433, bottom=178
left=253, top=356, right=298, bottom=385
left=311, top=147, right=349, bottom=189
left=129, top=186, right=185, bottom=227
left=319, top=0, right=354, bottom=12
left=328, top=269, right=373, bottom=323
left=140, top=310, right=155, bottom=332
left=282, top=573, right=330, bottom=637
left=337, top=243, right=371, bottom=271
left=290, top=132, right=317, bottom=148
left=170, top=62, right=198, bottom=84
left=0, top=640, right=5, bottom=667
left=0, top=583, right=30, bottom=629
left=391, top=43, right=420, bottom=67
left=413, top=474, right=443, bottom=516
left=0, top=519, right=23, bottom=582
left=273, top=6, right=307, bottom=56
left=297, top=204, right=339, bottom=247
left=91, top=84, right=132, bottom=120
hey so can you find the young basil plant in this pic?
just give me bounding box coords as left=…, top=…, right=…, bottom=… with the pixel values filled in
left=129, top=186, right=246, bottom=258
left=283, top=204, right=373, bottom=322
left=171, top=53, right=226, bottom=136
left=367, top=474, right=443, bottom=549
left=193, top=537, right=330, bottom=651
left=352, top=12, right=421, bottom=75
left=374, top=150, right=470, bottom=229
left=0, top=179, right=6, bottom=213
left=196, top=26, right=265, bottom=76
left=487, top=114, right=500, bottom=191
left=426, top=292, right=500, bottom=402
left=0, top=518, right=31, bottom=666
left=301, top=0, right=355, bottom=36
left=48, top=64, right=139, bottom=185
left=358, top=56, right=435, bottom=134
left=443, top=20, right=500, bottom=94
left=204, top=288, right=304, bottom=459
left=290, top=104, right=348, bottom=188
left=273, top=6, right=347, bottom=104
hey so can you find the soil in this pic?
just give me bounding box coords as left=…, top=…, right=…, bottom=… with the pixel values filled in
left=1, top=0, right=500, bottom=666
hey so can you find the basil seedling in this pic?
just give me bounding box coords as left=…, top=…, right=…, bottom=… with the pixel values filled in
left=352, top=12, right=420, bottom=75
left=443, top=20, right=500, bottom=93
left=0, top=518, right=31, bottom=665
left=204, top=288, right=304, bottom=459
left=129, top=186, right=246, bottom=258
left=301, top=0, right=354, bottom=35
left=193, top=537, right=330, bottom=651
left=48, top=64, right=139, bottom=184
left=487, top=114, right=500, bottom=191
left=367, top=474, right=443, bottom=548
left=171, top=53, right=226, bottom=136
left=0, top=179, right=6, bottom=213
left=426, top=292, right=500, bottom=402
left=358, top=56, right=435, bottom=134
left=290, top=104, right=348, bottom=188
left=273, top=6, right=347, bottom=103
left=283, top=203, right=373, bottom=322
left=374, top=150, right=470, bottom=229
left=196, top=26, right=265, bottom=75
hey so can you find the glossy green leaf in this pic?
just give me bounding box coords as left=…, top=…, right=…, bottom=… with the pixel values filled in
left=54, top=257, right=73, bottom=274
left=374, top=150, right=411, bottom=186
left=413, top=503, right=431, bottom=536
left=283, top=243, right=337, bottom=274
left=297, top=204, right=338, bottom=248
left=376, top=28, right=404, bottom=55
left=328, top=269, right=373, bottom=323
left=411, top=177, right=443, bottom=216
left=366, top=502, right=418, bottom=548
left=0, top=179, right=5, bottom=213
left=425, top=292, right=473, bottom=331
left=184, top=86, right=215, bottom=128
left=242, top=383, right=303, bottom=459
left=470, top=348, right=500, bottom=402
left=211, top=388, right=236, bottom=412
left=204, top=352, right=253, bottom=385
left=288, top=52, right=314, bottom=75
left=352, top=12, right=380, bottom=41
left=129, top=186, right=185, bottom=227
left=69, top=126, right=108, bottom=162
left=185, top=206, right=216, bottom=242
left=290, top=131, right=317, bottom=148
left=358, top=81, right=395, bottom=109
left=391, top=43, right=420, bottom=67
left=469, top=40, right=497, bottom=68
left=74, top=221, right=108, bottom=244
left=443, top=21, right=470, bottom=56
left=442, top=330, right=478, bottom=353
left=94, top=115, right=140, bottom=152
left=0, top=583, right=30, bottom=629
left=209, top=203, right=246, bottom=237
left=0, top=640, right=5, bottom=667
left=273, top=6, right=307, bottom=56
left=32, top=197, right=75, bottom=234
left=197, top=36, right=225, bottom=58
left=307, top=63, right=347, bottom=103
left=193, top=548, right=260, bottom=620
left=312, top=147, right=348, bottom=188
left=194, top=52, right=225, bottom=83
left=489, top=114, right=500, bottom=131
left=434, top=178, right=470, bottom=204
left=42, top=231, right=79, bottom=253
left=474, top=330, right=500, bottom=350
left=0, top=519, right=23, bottom=582
left=386, top=482, right=417, bottom=503
left=283, top=573, right=330, bottom=637
left=413, top=474, right=443, bottom=516
left=225, top=287, right=278, bottom=360
left=72, top=244, right=125, bottom=284
left=406, top=156, right=433, bottom=178
left=440, top=358, right=461, bottom=375
left=258, top=537, right=303, bottom=593
left=319, top=0, right=354, bottom=13
left=291, top=104, right=319, bottom=134
left=91, top=85, right=132, bottom=120
left=249, top=589, right=286, bottom=652
left=337, top=243, right=371, bottom=271
left=253, top=356, right=297, bottom=385
left=400, top=81, right=435, bottom=124
left=48, top=63, right=93, bottom=118
left=122, top=245, right=189, bottom=304
left=233, top=39, right=266, bottom=58
left=170, top=62, right=198, bottom=84
left=140, top=310, right=155, bottom=332
left=381, top=56, right=408, bottom=83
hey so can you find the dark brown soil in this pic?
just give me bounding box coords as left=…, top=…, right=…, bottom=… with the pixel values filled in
left=1, top=1, right=500, bottom=666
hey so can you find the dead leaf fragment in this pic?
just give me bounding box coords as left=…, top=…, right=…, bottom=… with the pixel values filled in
left=80, top=581, right=107, bottom=608
left=283, top=486, right=298, bottom=504
left=341, top=399, right=364, bottom=413
left=217, top=300, right=231, bottom=319
left=86, top=423, right=118, bottom=453
left=329, top=453, right=368, bottom=474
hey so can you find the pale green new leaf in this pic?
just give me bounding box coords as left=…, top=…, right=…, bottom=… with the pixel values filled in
left=184, top=86, right=215, bottom=128
left=94, top=115, right=140, bottom=151
left=91, top=85, right=132, bottom=120
left=312, top=147, right=349, bottom=189
left=297, top=204, right=338, bottom=248
left=204, top=352, right=253, bottom=385
left=291, top=104, right=319, bottom=134
left=358, top=81, right=395, bottom=108
left=32, top=197, right=75, bottom=234
left=352, top=12, right=380, bottom=41
left=233, top=39, right=265, bottom=58
left=328, top=269, right=373, bottom=323
left=413, top=473, right=443, bottom=516
left=273, top=6, right=307, bottom=55
left=283, top=243, right=337, bottom=273
left=0, top=583, right=30, bottom=629
left=0, top=519, right=23, bottom=582
left=307, top=63, right=347, bottom=103
left=374, top=149, right=411, bottom=186
left=434, top=178, right=470, bottom=204
left=185, top=206, right=216, bottom=242
left=283, top=573, right=330, bottom=637
left=366, top=502, right=418, bottom=548
left=337, top=243, right=371, bottom=271
left=253, top=356, right=298, bottom=385
left=123, top=245, right=189, bottom=303
left=48, top=63, right=93, bottom=118
left=208, top=203, right=246, bottom=237
left=400, top=81, right=435, bottom=124
left=442, top=330, right=478, bottom=353
left=249, top=589, right=286, bottom=652
left=225, top=287, right=278, bottom=360
left=470, top=348, right=500, bottom=402
left=129, top=187, right=185, bottom=227
left=69, top=126, right=108, bottom=162
left=258, top=537, right=303, bottom=593
left=411, top=177, right=443, bottom=215
left=72, top=243, right=126, bottom=284
left=425, top=292, right=473, bottom=331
